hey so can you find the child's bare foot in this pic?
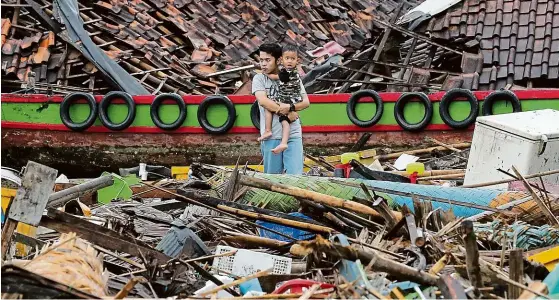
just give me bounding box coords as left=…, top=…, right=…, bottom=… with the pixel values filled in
left=258, top=131, right=272, bottom=141
left=271, top=143, right=288, bottom=154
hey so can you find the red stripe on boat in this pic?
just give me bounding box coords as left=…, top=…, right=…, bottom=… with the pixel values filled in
left=3, top=90, right=559, bottom=104
left=1, top=121, right=471, bottom=133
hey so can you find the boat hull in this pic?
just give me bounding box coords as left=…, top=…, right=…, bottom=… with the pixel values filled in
left=2, top=90, right=559, bottom=175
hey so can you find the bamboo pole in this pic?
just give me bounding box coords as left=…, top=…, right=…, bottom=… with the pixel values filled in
left=217, top=205, right=335, bottom=234
left=222, top=232, right=289, bottom=249
left=238, top=175, right=402, bottom=220
left=47, top=175, right=114, bottom=208
left=462, top=169, right=559, bottom=188
left=418, top=173, right=465, bottom=181
left=371, top=143, right=471, bottom=160
left=426, top=138, right=463, bottom=152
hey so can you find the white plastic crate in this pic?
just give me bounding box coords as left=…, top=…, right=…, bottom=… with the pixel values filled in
left=212, top=245, right=292, bottom=277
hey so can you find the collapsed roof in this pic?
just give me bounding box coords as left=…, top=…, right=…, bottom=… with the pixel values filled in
left=0, top=0, right=419, bottom=95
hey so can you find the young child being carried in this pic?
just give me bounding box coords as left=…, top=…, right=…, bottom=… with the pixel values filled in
left=258, top=44, right=302, bottom=154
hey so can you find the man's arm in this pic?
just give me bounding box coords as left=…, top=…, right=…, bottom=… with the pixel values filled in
left=294, top=93, right=309, bottom=111
left=252, top=74, right=290, bottom=115
left=255, top=91, right=291, bottom=115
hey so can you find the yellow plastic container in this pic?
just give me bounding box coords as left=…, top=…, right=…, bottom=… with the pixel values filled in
left=340, top=152, right=360, bottom=164
left=406, top=162, right=425, bottom=175
left=528, top=245, right=559, bottom=271
left=1, top=187, right=37, bottom=256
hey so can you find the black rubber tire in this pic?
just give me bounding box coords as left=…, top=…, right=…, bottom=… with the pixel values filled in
left=60, top=92, right=98, bottom=132
left=250, top=101, right=260, bottom=130
left=394, top=92, right=433, bottom=132
left=197, top=95, right=237, bottom=134
left=481, top=90, right=522, bottom=116
left=346, top=89, right=384, bottom=127
left=98, top=91, right=136, bottom=131
left=439, top=88, right=479, bottom=129
left=150, top=93, right=187, bottom=131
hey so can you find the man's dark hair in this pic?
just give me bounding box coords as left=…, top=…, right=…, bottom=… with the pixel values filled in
left=282, top=44, right=299, bottom=55
left=259, top=43, right=282, bottom=60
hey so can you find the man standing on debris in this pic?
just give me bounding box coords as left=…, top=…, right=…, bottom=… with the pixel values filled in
left=252, top=43, right=310, bottom=174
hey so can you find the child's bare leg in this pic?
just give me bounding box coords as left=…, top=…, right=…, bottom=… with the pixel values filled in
left=272, top=120, right=290, bottom=154
left=257, top=109, right=273, bottom=141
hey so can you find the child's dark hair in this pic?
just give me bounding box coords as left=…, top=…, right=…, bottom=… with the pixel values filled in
left=259, top=43, right=282, bottom=60
left=282, top=44, right=299, bottom=55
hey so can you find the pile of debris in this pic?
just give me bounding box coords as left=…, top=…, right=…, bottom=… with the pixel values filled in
left=2, top=136, right=559, bottom=299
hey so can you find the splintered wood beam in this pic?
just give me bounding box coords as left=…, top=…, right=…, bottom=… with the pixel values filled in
left=372, top=18, right=462, bottom=55
left=461, top=220, right=484, bottom=295
left=399, top=38, right=417, bottom=80
left=508, top=249, right=524, bottom=299
left=291, top=239, right=439, bottom=286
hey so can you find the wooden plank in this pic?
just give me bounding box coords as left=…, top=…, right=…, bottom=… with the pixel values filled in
left=9, top=161, right=57, bottom=226
left=12, top=232, right=46, bottom=249
left=398, top=38, right=417, bottom=81
left=461, top=220, right=484, bottom=295
left=1, top=219, right=19, bottom=260
left=349, top=133, right=372, bottom=152
left=44, top=208, right=155, bottom=249
left=508, top=249, right=524, bottom=299
left=40, top=216, right=169, bottom=262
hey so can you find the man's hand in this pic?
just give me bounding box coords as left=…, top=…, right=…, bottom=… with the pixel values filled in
left=288, top=112, right=299, bottom=122
left=277, top=103, right=290, bottom=115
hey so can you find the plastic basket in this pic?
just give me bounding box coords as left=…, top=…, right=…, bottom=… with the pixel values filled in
left=212, top=245, right=292, bottom=276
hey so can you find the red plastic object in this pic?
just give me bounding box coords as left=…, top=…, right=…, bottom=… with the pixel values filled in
left=335, top=163, right=352, bottom=178
left=409, top=171, right=418, bottom=184
left=272, top=279, right=335, bottom=294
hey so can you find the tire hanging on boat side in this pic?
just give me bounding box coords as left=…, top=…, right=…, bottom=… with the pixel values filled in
left=481, top=90, right=522, bottom=116
left=60, top=92, right=98, bottom=132
left=346, top=89, right=384, bottom=127
left=394, top=92, right=433, bottom=132
left=150, top=93, right=187, bottom=130
left=250, top=101, right=260, bottom=130
left=197, top=95, right=237, bottom=134
left=98, top=91, right=136, bottom=131
left=439, top=88, right=479, bottom=129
